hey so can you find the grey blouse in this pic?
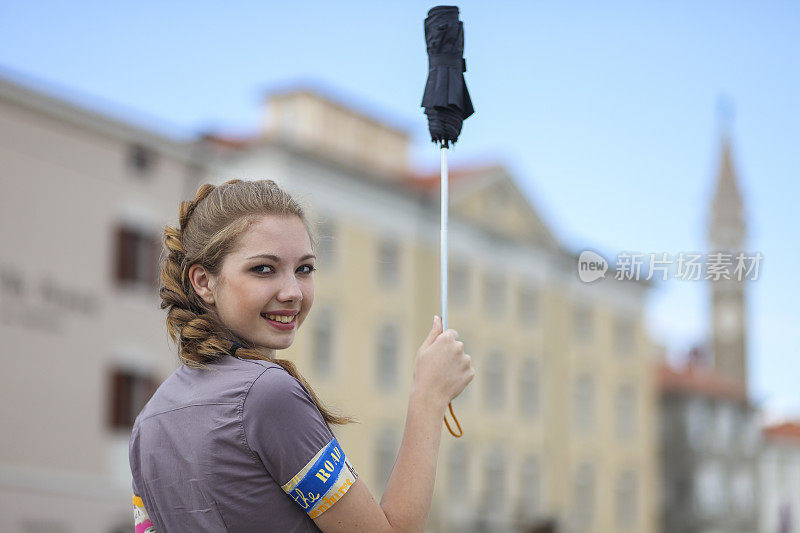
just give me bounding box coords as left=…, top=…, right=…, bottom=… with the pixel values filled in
left=129, top=355, right=358, bottom=532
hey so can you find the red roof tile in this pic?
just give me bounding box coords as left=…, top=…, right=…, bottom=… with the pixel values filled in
left=764, top=422, right=800, bottom=444
left=200, top=133, right=255, bottom=149
left=657, top=362, right=748, bottom=403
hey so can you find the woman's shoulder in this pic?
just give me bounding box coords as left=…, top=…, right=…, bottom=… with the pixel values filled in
left=241, top=363, right=332, bottom=456
left=224, top=355, right=284, bottom=373
left=245, top=361, right=305, bottom=397
left=220, top=356, right=308, bottom=404
left=136, top=357, right=289, bottom=423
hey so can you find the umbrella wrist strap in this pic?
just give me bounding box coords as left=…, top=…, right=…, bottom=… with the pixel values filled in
left=444, top=403, right=463, bottom=437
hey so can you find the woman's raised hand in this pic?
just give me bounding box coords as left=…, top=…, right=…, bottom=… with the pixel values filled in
left=412, top=316, right=474, bottom=405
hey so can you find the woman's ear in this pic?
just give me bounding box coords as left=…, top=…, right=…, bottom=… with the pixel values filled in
left=188, top=263, right=216, bottom=305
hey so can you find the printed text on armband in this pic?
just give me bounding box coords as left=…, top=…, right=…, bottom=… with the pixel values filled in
left=282, top=438, right=358, bottom=515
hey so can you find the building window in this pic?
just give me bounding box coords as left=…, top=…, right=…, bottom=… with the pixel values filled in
left=128, top=143, right=157, bottom=175
left=686, top=398, right=711, bottom=451
left=485, top=351, right=506, bottom=410
left=312, top=305, right=334, bottom=376
left=714, top=403, right=735, bottom=451
left=573, top=304, right=593, bottom=343
left=519, top=358, right=540, bottom=420
left=114, top=225, right=160, bottom=288
left=519, top=453, right=542, bottom=521
left=377, top=236, right=400, bottom=288
left=483, top=271, right=506, bottom=315
left=375, top=427, right=399, bottom=493
left=108, top=367, right=159, bottom=431
left=616, top=384, right=636, bottom=441
left=741, top=410, right=760, bottom=454
left=517, top=285, right=539, bottom=323
left=695, top=460, right=725, bottom=517
left=573, top=462, right=595, bottom=529
left=483, top=445, right=507, bottom=514
left=316, top=216, right=337, bottom=268
left=377, top=322, right=398, bottom=390
left=449, top=260, right=469, bottom=305
left=615, top=316, right=635, bottom=356
left=731, top=466, right=754, bottom=513
left=574, top=373, right=595, bottom=433
left=616, top=470, right=637, bottom=528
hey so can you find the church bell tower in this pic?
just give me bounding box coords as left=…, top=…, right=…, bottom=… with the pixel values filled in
left=708, top=104, right=748, bottom=389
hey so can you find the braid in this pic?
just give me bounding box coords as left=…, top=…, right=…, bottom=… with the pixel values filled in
left=160, top=182, right=229, bottom=364
left=179, top=182, right=219, bottom=231
left=158, top=179, right=354, bottom=426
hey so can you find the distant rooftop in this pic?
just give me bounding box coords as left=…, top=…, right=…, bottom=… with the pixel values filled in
left=261, top=78, right=415, bottom=136
left=764, top=422, right=800, bottom=445
left=657, top=361, right=748, bottom=403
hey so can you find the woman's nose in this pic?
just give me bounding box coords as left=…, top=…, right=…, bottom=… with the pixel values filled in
left=277, top=273, right=303, bottom=302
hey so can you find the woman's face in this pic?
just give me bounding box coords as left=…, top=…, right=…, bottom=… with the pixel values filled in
left=192, top=214, right=315, bottom=354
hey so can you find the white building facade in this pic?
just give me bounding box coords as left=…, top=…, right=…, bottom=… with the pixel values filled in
left=761, top=423, right=800, bottom=533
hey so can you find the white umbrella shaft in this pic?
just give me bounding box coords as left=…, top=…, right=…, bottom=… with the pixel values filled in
left=441, top=145, right=448, bottom=331
left=439, top=143, right=463, bottom=438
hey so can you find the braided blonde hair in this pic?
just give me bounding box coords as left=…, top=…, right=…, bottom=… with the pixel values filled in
left=160, top=178, right=353, bottom=426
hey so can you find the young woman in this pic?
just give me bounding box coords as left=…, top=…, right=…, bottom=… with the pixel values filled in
left=129, top=179, right=474, bottom=532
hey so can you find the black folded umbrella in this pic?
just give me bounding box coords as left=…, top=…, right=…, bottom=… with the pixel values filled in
left=421, top=5, right=474, bottom=147
left=420, top=5, right=475, bottom=438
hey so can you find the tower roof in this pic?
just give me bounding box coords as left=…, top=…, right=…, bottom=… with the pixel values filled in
left=708, top=135, right=746, bottom=249
left=714, top=138, right=743, bottom=206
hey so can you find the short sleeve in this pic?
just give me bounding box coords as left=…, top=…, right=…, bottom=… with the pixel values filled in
left=242, top=367, right=358, bottom=518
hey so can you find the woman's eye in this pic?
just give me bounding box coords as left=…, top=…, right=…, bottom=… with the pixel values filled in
left=252, top=265, right=273, bottom=274
left=251, top=264, right=316, bottom=275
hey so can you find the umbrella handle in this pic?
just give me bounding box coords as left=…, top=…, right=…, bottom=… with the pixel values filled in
left=440, top=144, right=463, bottom=438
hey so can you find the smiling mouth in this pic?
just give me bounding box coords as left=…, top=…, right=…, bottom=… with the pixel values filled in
left=261, top=313, right=297, bottom=324
left=260, top=313, right=297, bottom=327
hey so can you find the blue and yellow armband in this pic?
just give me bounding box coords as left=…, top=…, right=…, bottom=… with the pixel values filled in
left=281, top=437, right=359, bottom=518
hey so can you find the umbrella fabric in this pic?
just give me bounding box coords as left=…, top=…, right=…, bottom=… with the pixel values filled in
left=421, top=5, right=474, bottom=147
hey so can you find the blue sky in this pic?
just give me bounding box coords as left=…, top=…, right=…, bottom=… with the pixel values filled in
left=1, top=1, right=797, bottom=418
